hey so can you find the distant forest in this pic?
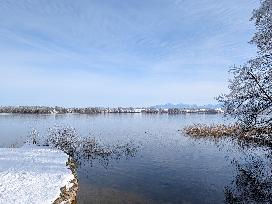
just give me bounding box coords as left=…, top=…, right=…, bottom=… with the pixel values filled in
left=0, top=106, right=222, bottom=114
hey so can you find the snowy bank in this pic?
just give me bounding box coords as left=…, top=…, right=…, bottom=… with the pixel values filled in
left=0, top=145, right=78, bottom=204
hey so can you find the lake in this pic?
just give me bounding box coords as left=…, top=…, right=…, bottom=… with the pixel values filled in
left=0, top=113, right=269, bottom=204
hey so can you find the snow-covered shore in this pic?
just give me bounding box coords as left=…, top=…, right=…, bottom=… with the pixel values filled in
left=0, top=106, right=223, bottom=114
left=0, top=145, right=77, bottom=204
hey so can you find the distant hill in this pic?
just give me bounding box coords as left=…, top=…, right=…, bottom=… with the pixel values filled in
left=150, top=103, right=221, bottom=109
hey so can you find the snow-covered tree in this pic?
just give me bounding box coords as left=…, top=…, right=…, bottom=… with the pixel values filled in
left=218, top=0, right=272, bottom=133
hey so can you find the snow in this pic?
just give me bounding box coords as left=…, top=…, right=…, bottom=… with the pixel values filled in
left=215, top=108, right=224, bottom=113
left=0, top=145, right=75, bottom=204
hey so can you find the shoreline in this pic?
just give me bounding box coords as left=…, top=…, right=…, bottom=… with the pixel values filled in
left=0, top=145, right=78, bottom=204
left=0, top=106, right=224, bottom=115
left=53, top=158, right=78, bottom=204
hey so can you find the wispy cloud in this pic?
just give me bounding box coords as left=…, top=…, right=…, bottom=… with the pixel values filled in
left=0, top=0, right=259, bottom=106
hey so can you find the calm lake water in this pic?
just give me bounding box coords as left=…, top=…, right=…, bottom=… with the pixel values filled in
left=0, top=113, right=269, bottom=204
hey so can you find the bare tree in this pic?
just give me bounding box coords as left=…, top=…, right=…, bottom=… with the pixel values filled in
left=217, top=0, right=272, bottom=134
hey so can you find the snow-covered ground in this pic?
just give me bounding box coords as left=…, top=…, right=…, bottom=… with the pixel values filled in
left=0, top=145, right=75, bottom=204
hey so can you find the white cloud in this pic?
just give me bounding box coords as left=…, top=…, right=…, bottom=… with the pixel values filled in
left=0, top=0, right=259, bottom=106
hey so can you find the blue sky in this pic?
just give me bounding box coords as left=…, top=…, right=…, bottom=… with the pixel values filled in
left=0, top=0, right=259, bottom=107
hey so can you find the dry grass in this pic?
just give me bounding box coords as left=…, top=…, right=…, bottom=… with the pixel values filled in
left=184, top=124, right=272, bottom=147
left=184, top=124, right=240, bottom=138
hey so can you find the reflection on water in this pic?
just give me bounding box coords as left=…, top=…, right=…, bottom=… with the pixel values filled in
left=0, top=113, right=270, bottom=204
left=225, top=151, right=272, bottom=203
left=186, top=129, right=272, bottom=204
left=78, top=183, right=157, bottom=204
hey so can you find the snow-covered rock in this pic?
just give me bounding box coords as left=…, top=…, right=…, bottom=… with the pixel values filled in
left=0, top=145, right=76, bottom=204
